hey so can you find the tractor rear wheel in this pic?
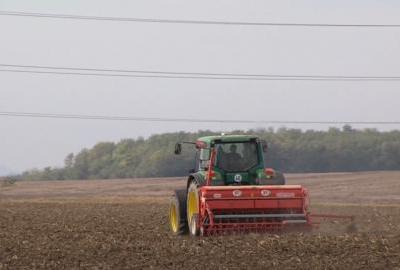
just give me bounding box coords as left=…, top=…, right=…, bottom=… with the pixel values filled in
left=259, top=171, right=286, bottom=185
left=169, top=189, right=188, bottom=235
left=274, top=171, right=286, bottom=185
left=189, top=214, right=200, bottom=236
left=187, top=182, right=200, bottom=236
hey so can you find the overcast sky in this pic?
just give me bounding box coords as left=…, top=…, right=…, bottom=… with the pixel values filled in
left=1, top=0, right=400, bottom=173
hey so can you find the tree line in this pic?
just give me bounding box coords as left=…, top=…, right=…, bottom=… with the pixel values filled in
left=15, top=126, right=400, bottom=180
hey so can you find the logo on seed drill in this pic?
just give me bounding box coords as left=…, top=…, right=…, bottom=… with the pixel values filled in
left=234, top=174, right=242, bottom=183
left=261, top=190, right=271, bottom=197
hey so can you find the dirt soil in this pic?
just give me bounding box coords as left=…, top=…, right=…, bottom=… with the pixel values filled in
left=1, top=171, right=400, bottom=269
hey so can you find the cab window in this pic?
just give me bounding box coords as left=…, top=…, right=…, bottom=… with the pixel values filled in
left=199, top=149, right=210, bottom=170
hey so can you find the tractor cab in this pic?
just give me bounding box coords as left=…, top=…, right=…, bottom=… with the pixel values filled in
left=175, top=135, right=285, bottom=187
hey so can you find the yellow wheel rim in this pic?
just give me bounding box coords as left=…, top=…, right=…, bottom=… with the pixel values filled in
left=169, top=204, right=178, bottom=232
left=187, top=189, right=199, bottom=223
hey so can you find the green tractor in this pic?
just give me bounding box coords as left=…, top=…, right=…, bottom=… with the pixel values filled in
left=169, top=134, right=304, bottom=236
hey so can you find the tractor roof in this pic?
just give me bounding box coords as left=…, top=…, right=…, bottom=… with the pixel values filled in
left=197, top=135, right=258, bottom=147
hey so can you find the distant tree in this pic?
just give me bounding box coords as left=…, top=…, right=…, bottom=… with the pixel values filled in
left=15, top=128, right=400, bottom=180
left=64, top=153, right=74, bottom=168
left=342, top=125, right=354, bottom=132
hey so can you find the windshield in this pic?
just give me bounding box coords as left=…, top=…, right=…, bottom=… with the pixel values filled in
left=215, top=141, right=259, bottom=172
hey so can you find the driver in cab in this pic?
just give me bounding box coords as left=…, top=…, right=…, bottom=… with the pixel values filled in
left=225, top=144, right=242, bottom=170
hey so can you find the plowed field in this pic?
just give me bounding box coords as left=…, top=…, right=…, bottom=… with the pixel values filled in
left=1, top=171, right=400, bottom=269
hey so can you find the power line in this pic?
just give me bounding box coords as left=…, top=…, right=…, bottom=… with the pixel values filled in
left=2, top=67, right=400, bottom=82
left=2, top=69, right=399, bottom=81
left=1, top=10, right=400, bottom=28
left=2, top=69, right=366, bottom=81
left=0, top=111, right=399, bottom=125
left=2, top=63, right=400, bottom=80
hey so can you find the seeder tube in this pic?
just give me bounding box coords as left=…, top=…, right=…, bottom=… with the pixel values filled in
left=214, top=213, right=306, bottom=219
left=310, top=214, right=354, bottom=221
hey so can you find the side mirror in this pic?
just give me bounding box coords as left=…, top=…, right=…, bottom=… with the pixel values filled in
left=261, top=140, right=268, bottom=153
left=174, top=143, right=182, bottom=155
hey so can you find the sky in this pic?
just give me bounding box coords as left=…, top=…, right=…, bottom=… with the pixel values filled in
left=0, top=0, right=400, bottom=174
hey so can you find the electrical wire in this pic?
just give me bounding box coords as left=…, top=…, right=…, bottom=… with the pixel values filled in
left=0, top=111, right=399, bottom=125
left=1, top=69, right=400, bottom=82
left=1, top=63, right=400, bottom=80
left=1, top=10, right=400, bottom=28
